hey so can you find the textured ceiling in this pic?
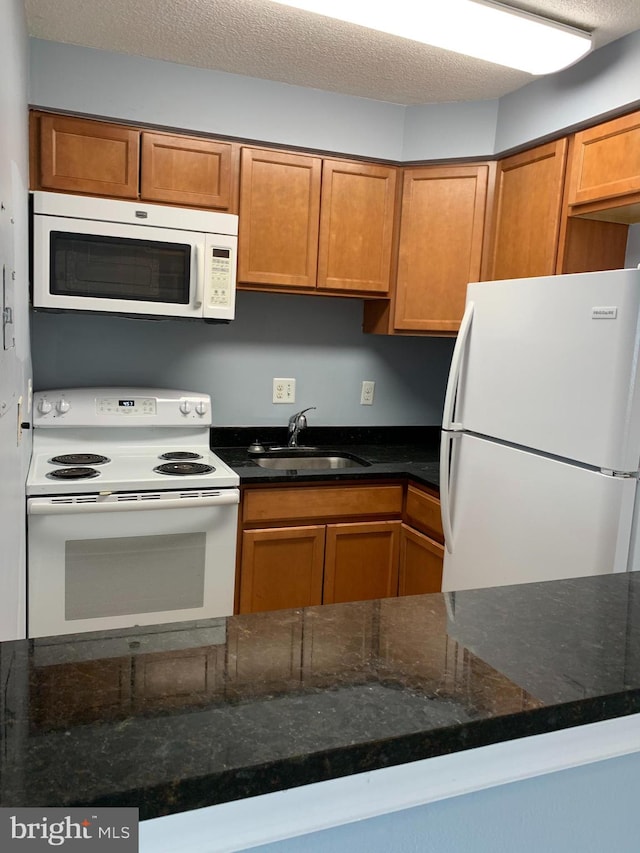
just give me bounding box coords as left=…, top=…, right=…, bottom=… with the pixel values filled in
left=24, top=0, right=640, bottom=105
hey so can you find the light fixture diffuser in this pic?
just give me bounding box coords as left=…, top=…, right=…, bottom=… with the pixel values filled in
left=269, top=0, right=592, bottom=75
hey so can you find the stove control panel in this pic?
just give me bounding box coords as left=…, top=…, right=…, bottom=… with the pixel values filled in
left=97, top=397, right=157, bottom=416
left=32, top=388, right=213, bottom=426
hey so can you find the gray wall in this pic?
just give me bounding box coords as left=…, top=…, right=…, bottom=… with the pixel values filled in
left=0, top=0, right=30, bottom=640
left=31, top=294, right=454, bottom=426
left=496, top=29, right=640, bottom=153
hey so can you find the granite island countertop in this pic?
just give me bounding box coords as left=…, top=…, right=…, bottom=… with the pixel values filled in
left=210, top=425, right=441, bottom=488
left=2, top=572, right=640, bottom=821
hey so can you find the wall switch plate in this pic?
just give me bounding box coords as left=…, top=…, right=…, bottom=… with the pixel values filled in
left=361, top=380, right=375, bottom=405
left=273, top=378, right=296, bottom=404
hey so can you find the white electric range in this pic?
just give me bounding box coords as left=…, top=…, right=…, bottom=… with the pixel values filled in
left=26, top=388, right=239, bottom=639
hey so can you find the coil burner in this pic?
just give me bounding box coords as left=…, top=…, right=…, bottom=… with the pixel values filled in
left=159, top=451, right=203, bottom=461
left=49, top=453, right=110, bottom=466
left=47, top=467, right=101, bottom=480
left=154, top=462, right=215, bottom=476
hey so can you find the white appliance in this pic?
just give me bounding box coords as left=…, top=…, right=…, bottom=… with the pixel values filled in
left=440, top=267, right=640, bottom=592
left=26, top=387, right=240, bottom=639
left=31, top=192, right=238, bottom=321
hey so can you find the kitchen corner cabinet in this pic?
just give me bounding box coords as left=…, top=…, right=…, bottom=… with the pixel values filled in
left=30, top=112, right=238, bottom=210
left=237, top=147, right=397, bottom=295
left=362, top=164, right=490, bottom=336
left=237, top=483, right=404, bottom=614
left=399, top=484, right=444, bottom=596
left=486, top=137, right=628, bottom=280
left=566, top=110, right=640, bottom=222
left=486, top=139, right=568, bottom=281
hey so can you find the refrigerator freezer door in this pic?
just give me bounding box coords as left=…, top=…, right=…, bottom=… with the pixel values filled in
left=441, top=432, right=637, bottom=592
left=456, top=268, right=640, bottom=472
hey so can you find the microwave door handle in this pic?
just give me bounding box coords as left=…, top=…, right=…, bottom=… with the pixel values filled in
left=193, top=244, right=205, bottom=309
left=28, top=492, right=240, bottom=515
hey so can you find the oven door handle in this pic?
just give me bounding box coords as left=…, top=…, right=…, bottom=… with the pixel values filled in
left=27, top=491, right=240, bottom=515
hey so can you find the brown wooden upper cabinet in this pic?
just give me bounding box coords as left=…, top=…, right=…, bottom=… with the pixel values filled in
left=363, top=164, right=490, bottom=335
left=31, top=112, right=237, bottom=210
left=140, top=132, right=235, bottom=210
left=566, top=110, right=640, bottom=223
left=238, top=148, right=322, bottom=288
left=395, top=164, right=489, bottom=334
left=238, top=147, right=397, bottom=295
left=486, top=134, right=628, bottom=279
left=486, top=139, right=568, bottom=281
left=35, top=113, right=140, bottom=199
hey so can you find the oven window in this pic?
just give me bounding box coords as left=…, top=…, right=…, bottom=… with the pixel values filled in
left=50, top=232, right=191, bottom=303
left=65, top=533, right=206, bottom=620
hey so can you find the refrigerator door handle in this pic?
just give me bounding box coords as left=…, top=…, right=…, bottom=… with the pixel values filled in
left=442, top=300, right=475, bottom=431
left=440, top=430, right=461, bottom=554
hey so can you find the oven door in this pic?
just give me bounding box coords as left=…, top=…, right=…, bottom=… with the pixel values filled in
left=27, top=490, right=239, bottom=639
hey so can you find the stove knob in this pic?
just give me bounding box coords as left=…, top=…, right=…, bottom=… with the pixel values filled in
left=37, top=398, right=52, bottom=414
left=179, top=401, right=192, bottom=415
left=195, top=401, right=208, bottom=416
left=56, top=398, right=70, bottom=414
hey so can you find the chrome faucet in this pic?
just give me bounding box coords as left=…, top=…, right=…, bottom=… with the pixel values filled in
left=287, top=407, right=316, bottom=447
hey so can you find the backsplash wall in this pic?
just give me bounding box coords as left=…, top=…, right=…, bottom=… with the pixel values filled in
left=31, top=292, right=455, bottom=427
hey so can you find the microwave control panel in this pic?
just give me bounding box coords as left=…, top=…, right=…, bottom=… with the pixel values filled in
left=209, top=247, right=232, bottom=307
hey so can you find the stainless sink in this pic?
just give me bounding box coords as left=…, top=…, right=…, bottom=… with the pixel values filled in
left=252, top=451, right=369, bottom=470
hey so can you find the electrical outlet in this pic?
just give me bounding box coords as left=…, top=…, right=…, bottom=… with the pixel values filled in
left=273, top=378, right=296, bottom=404
left=361, top=380, right=375, bottom=405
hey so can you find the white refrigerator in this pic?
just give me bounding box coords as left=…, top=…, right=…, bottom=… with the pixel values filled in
left=440, top=267, right=640, bottom=592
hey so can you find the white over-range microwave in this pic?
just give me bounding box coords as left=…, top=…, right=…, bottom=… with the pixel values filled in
left=31, top=191, right=238, bottom=321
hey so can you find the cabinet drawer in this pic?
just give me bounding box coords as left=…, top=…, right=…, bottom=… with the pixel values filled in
left=404, top=484, right=443, bottom=543
left=243, top=484, right=403, bottom=524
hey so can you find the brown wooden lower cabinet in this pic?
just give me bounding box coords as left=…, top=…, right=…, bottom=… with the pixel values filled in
left=239, top=520, right=402, bottom=612
left=239, top=525, right=325, bottom=613
left=398, top=524, right=444, bottom=596
left=323, top=520, right=401, bottom=604
left=237, top=482, right=443, bottom=614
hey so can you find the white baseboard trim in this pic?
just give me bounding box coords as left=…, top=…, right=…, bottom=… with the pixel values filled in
left=140, top=712, right=640, bottom=853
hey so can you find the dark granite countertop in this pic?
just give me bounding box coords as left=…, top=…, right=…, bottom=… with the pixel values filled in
left=2, top=573, right=640, bottom=820
left=210, top=425, right=441, bottom=488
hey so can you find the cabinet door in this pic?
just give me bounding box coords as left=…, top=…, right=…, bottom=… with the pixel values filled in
left=317, top=160, right=397, bottom=294
left=404, top=484, right=444, bottom=544
left=398, top=525, right=444, bottom=596
left=486, top=139, right=567, bottom=281
left=140, top=132, right=235, bottom=209
left=37, top=114, right=139, bottom=198
left=323, top=521, right=401, bottom=604
left=393, top=165, right=488, bottom=333
left=238, top=148, right=322, bottom=287
left=567, top=111, right=640, bottom=211
left=239, top=526, right=325, bottom=613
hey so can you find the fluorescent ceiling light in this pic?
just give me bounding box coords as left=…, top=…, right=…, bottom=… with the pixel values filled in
left=269, top=0, right=592, bottom=75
